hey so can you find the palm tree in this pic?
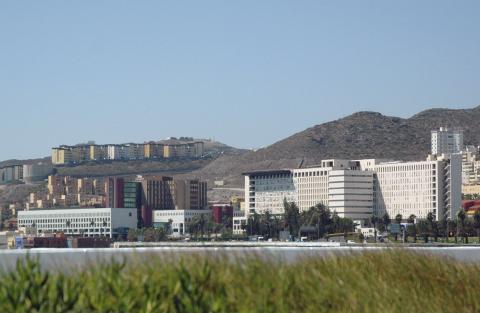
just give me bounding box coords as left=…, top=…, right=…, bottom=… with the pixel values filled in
left=474, top=211, right=480, bottom=243
left=426, top=212, right=435, bottom=242
left=407, top=214, right=416, bottom=243
left=457, top=209, right=467, bottom=244
left=394, top=214, right=402, bottom=241
left=382, top=213, right=391, bottom=233
left=283, top=200, right=300, bottom=237
left=370, top=215, right=378, bottom=243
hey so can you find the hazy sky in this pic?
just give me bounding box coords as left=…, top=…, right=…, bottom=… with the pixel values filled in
left=1, top=1, right=479, bottom=160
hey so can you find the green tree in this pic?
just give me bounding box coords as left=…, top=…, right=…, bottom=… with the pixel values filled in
left=370, top=215, right=378, bottom=243
left=474, top=211, right=480, bottom=243
left=407, top=214, right=416, bottom=243
left=300, top=203, right=331, bottom=239
left=394, top=214, right=402, bottom=241
left=382, top=213, right=391, bottom=233
left=457, top=209, right=467, bottom=244
left=426, top=212, right=437, bottom=242
left=417, top=220, right=430, bottom=243
left=127, top=229, right=138, bottom=242
left=283, top=200, right=300, bottom=237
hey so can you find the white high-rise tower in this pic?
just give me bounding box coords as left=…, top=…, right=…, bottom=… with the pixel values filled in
left=431, top=127, right=463, bottom=155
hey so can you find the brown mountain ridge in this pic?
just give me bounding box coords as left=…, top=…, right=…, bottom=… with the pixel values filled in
left=191, top=106, right=480, bottom=186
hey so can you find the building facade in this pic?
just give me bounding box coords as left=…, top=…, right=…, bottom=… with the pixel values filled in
left=0, top=165, right=24, bottom=184
left=245, top=156, right=462, bottom=221
left=365, top=154, right=461, bottom=221
left=431, top=127, right=463, bottom=155
left=153, top=209, right=211, bottom=236
left=17, top=208, right=137, bottom=238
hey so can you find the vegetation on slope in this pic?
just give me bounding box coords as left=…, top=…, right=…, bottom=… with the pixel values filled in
left=1, top=251, right=479, bottom=313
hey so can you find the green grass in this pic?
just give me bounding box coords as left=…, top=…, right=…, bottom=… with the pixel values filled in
left=1, top=251, right=479, bottom=312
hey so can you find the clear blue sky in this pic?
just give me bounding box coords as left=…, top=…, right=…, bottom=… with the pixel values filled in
left=1, top=1, right=479, bottom=160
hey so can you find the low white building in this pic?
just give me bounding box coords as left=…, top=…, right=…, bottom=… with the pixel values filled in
left=153, top=210, right=211, bottom=236
left=233, top=210, right=247, bottom=235
left=17, top=208, right=137, bottom=238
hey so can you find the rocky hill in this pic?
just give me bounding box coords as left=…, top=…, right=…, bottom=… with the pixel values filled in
left=191, top=106, right=480, bottom=186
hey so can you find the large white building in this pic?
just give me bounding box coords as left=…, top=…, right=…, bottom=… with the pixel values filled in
left=245, top=156, right=461, bottom=221
left=363, top=155, right=461, bottom=221
left=431, top=127, right=463, bottom=155
left=153, top=210, right=211, bottom=236
left=245, top=160, right=376, bottom=219
left=17, top=208, right=137, bottom=238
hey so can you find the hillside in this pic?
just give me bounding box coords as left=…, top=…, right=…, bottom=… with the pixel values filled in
left=191, top=106, right=480, bottom=186
left=0, top=157, right=51, bottom=168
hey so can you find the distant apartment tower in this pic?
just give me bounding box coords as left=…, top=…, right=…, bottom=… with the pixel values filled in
left=90, top=145, right=109, bottom=161
left=51, top=147, right=73, bottom=165
left=144, top=142, right=165, bottom=159
left=0, top=165, right=24, bottom=184
left=431, top=127, right=463, bottom=155
left=163, top=142, right=204, bottom=158
left=22, top=163, right=53, bottom=183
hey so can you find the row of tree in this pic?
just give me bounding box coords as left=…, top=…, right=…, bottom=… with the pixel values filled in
left=246, top=201, right=356, bottom=240
left=370, top=209, right=480, bottom=243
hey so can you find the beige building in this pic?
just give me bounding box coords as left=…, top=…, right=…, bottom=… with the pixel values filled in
left=163, top=142, right=204, bottom=158
left=51, top=148, right=73, bottom=165
left=89, top=145, right=108, bottom=161
left=462, top=184, right=480, bottom=196
left=144, top=142, right=164, bottom=159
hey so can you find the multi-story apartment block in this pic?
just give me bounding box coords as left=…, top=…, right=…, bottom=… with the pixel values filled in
left=51, top=147, right=73, bottom=165
left=461, top=146, right=480, bottom=186
left=52, top=141, right=205, bottom=165
left=163, top=142, right=204, bottom=158
left=0, top=165, right=24, bottom=184
left=107, top=144, right=127, bottom=160
left=144, top=142, right=165, bottom=159
left=89, top=145, right=109, bottom=161
left=124, top=143, right=145, bottom=160
left=22, top=163, right=53, bottom=183
left=71, top=145, right=90, bottom=164
left=431, top=127, right=463, bottom=155
left=245, top=156, right=461, bottom=221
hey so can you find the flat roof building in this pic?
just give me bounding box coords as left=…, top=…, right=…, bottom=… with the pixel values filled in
left=431, top=127, right=463, bottom=156
left=153, top=209, right=211, bottom=236
left=245, top=156, right=461, bottom=221
left=17, top=208, right=137, bottom=238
